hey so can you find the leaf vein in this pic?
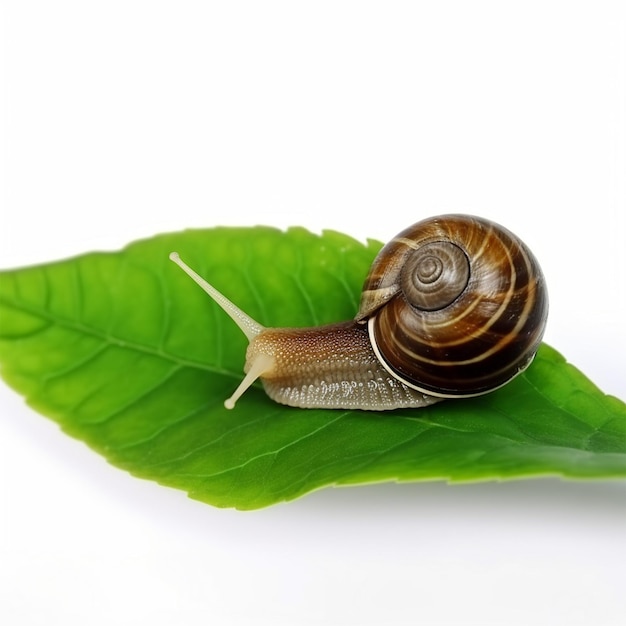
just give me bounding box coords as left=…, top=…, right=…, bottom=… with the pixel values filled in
left=170, top=413, right=348, bottom=480
left=0, top=293, right=241, bottom=380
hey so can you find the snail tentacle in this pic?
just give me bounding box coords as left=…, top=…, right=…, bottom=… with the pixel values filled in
left=169, top=252, right=264, bottom=341
left=169, top=252, right=274, bottom=409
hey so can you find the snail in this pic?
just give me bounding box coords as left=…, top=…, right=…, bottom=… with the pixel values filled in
left=169, top=214, right=548, bottom=411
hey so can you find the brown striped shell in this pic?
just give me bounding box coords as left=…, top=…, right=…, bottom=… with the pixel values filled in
left=355, top=214, right=549, bottom=398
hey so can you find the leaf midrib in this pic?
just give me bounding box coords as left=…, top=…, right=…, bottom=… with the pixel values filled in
left=5, top=291, right=623, bottom=456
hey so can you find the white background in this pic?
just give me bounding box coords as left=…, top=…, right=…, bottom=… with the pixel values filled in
left=1, top=2, right=625, bottom=625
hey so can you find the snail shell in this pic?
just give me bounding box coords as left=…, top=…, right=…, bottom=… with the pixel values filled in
left=357, top=214, right=549, bottom=398
left=169, top=214, right=548, bottom=411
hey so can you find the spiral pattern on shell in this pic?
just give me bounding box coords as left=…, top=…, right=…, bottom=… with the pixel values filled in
left=355, top=214, right=549, bottom=397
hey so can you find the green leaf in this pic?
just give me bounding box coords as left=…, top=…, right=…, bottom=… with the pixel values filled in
left=0, top=226, right=625, bottom=510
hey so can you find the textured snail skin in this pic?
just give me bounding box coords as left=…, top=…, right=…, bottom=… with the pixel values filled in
left=356, top=214, right=549, bottom=398
left=245, top=322, right=442, bottom=410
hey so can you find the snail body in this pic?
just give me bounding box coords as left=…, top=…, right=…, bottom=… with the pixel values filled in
left=169, top=214, right=548, bottom=411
